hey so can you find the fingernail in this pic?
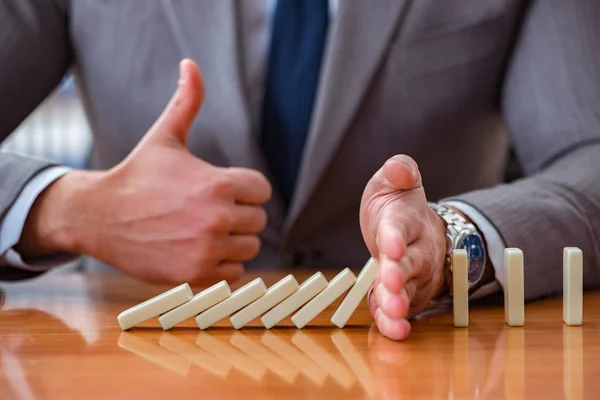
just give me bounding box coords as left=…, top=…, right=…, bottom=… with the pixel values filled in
left=399, top=160, right=416, bottom=179
left=178, top=59, right=188, bottom=85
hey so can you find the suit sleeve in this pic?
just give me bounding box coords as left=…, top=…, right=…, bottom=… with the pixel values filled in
left=447, top=0, right=600, bottom=301
left=0, top=0, right=73, bottom=280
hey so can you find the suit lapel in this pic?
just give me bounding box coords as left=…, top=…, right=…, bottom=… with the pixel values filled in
left=286, top=0, right=413, bottom=230
left=160, top=0, right=268, bottom=174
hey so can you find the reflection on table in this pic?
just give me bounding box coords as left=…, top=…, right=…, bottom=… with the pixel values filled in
left=0, top=269, right=596, bottom=399
left=114, top=324, right=585, bottom=400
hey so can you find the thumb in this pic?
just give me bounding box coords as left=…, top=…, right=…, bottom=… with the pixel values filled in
left=145, top=59, right=205, bottom=147
left=382, top=155, right=422, bottom=191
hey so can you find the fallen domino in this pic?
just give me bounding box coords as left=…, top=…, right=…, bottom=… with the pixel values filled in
left=261, top=272, right=328, bottom=329
left=159, top=281, right=231, bottom=330
left=331, top=258, right=378, bottom=328
left=291, top=268, right=356, bottom=329
left=118, top=283, right=193, bottom=330
left=230, top=274, right=299, bottom=329
left=196, top=278, right=267, bottom=330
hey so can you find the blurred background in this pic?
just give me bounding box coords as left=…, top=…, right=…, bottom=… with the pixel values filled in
left=0, top=76, right=93, bottom=169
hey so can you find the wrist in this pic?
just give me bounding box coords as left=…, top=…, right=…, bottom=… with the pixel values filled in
left=444, top=204, right=495, bottom=288
left=16, top=170, right=103, bottom=258
left=429, top=208, right=450, bottom=298
left=428, top=202, right=492, bottom=298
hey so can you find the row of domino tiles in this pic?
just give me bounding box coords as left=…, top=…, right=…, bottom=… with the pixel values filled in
left=118, top=258, right=379, bottom=331
left=452, top=247, right=584, bottom=328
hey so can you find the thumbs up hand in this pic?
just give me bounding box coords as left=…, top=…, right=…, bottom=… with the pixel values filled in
left=17, top=60, right=272, bottom=286
left=359, top=155, right=447, bottom=340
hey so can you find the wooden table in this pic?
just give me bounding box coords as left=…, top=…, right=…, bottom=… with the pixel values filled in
left=0, top=267, right=598, bottom=399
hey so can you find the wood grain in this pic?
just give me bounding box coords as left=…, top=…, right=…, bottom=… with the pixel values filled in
left=1, top=267, right=599, bottom=399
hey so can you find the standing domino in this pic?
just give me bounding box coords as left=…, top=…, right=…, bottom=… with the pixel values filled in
left=331, top=258, right=379, bottom=328
left=291, top=268, right=356, bottom=329
left=159, top=281, right=231, bottom=330
left=563, top=247, right=583, bottom=326
left=505, top=248, right=524, bottom=326
left=117, top=283, right=193, bottom=330
left=452, top=249, right=469, bottom=328
left=261, top=272, right=328, bottom=329
left=195, top=278, right=267, bottom=329
left=230, top=275, right=299, bottom=329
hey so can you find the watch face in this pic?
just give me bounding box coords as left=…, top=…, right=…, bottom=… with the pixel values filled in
left=457, top=233, right=486, bottom=285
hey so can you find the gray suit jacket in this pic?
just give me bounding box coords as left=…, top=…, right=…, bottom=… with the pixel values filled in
left=1, top=0, right=599, bottom=300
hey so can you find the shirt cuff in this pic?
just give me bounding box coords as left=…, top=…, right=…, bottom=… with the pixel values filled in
left=444, top=200, right=506, bottom=299
left=0, top=166, right=77, bottom=272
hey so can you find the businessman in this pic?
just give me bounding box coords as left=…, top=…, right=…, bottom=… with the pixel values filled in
left=1, top=0, right=599, bottom=340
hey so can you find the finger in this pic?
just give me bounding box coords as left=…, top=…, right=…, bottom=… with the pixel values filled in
left=375, top=213, right=421, bottom=261
left=224, top=235, right=261, bottom=261
left=374, top=307, right=412, bottom=341
left=190, top=262, right=245, bottom=286
left=382, top=155, right=422, bottom=191
left=379, top=247, right=422, bottom=293
left=231, top=205, right=267, bottom=234
left=377, top=279, right=419, bottom=320
left=226, top=167, right=273, bottom=205
left=376, top=284, right=410, bottom=320
left=146, top=59, right=205, bottom=147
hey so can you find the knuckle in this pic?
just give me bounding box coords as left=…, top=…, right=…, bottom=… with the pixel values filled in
left=206, top=208, right=232, bottom=233
left=197, top=238, right=223, bottom=262
left=178, top=260, right=208, bottom=283
left=181, top=267, right=203, bottom=284
left=222, top=263, right=245, bottom=282
left=210, top=173, right=235, bottom=199
left=422, top=247, right=433, bottom=267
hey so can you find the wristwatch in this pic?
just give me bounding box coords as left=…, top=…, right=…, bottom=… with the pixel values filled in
left=428, top=203, right=487, bottom=294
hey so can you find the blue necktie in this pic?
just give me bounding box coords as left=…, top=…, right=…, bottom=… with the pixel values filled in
left=260, top=0, right=329, bottom=209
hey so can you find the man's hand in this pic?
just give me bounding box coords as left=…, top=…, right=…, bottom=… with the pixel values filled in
left=360, top=155, right=447, bottom=340
left=17, top=59, right=272, bottom=286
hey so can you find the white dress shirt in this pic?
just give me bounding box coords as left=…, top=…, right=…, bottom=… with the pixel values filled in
left=0, top=0, right=504, bottom=297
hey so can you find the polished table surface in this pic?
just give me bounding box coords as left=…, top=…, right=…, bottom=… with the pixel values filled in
left=0, top=267, right=598, bottom=400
